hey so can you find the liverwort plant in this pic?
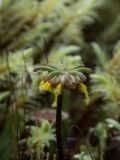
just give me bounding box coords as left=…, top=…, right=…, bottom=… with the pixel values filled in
left=34, top=63, right=91, bottom=160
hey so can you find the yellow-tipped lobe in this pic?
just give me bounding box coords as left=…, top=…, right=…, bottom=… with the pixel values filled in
left=79, top=83, right=90, bottom=105
left=39, top=81, right=53, bottom=92
left=39, top=81, right=63, bottom=107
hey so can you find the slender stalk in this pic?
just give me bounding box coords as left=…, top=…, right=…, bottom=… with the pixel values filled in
left=56, top=94, right=64, bottom=160
left=11, top=102, right=18, bottom=160
left=6, top=51, right=19, bottom=160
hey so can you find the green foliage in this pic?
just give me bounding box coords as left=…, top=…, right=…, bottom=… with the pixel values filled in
left=95, top=123, right=107, bottom=160
left=106, top=118, right=120, bottom=131
left=0, top=91, right=9, bottom=101
left=91, top=73, right=120, bottom=102
left=27, top=119, right=55, bottom=157
left=0, top=0, right=120, bottom=159
left=90, top=41, right=120, bottom=119
left=0, top=48, right=33, bottom=75
left=74, top=145, right=93, bottom=160
left=0, top=0, right=103, bottom=53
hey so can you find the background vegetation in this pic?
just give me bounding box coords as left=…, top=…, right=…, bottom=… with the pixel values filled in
left=0, top=0, right=120, bottom=160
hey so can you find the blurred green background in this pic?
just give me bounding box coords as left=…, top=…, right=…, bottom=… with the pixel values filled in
left=0, top=0, right=120, bottom=160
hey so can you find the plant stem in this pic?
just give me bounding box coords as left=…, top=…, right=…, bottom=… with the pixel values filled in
left=56, top=94, right=64, bottom=160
